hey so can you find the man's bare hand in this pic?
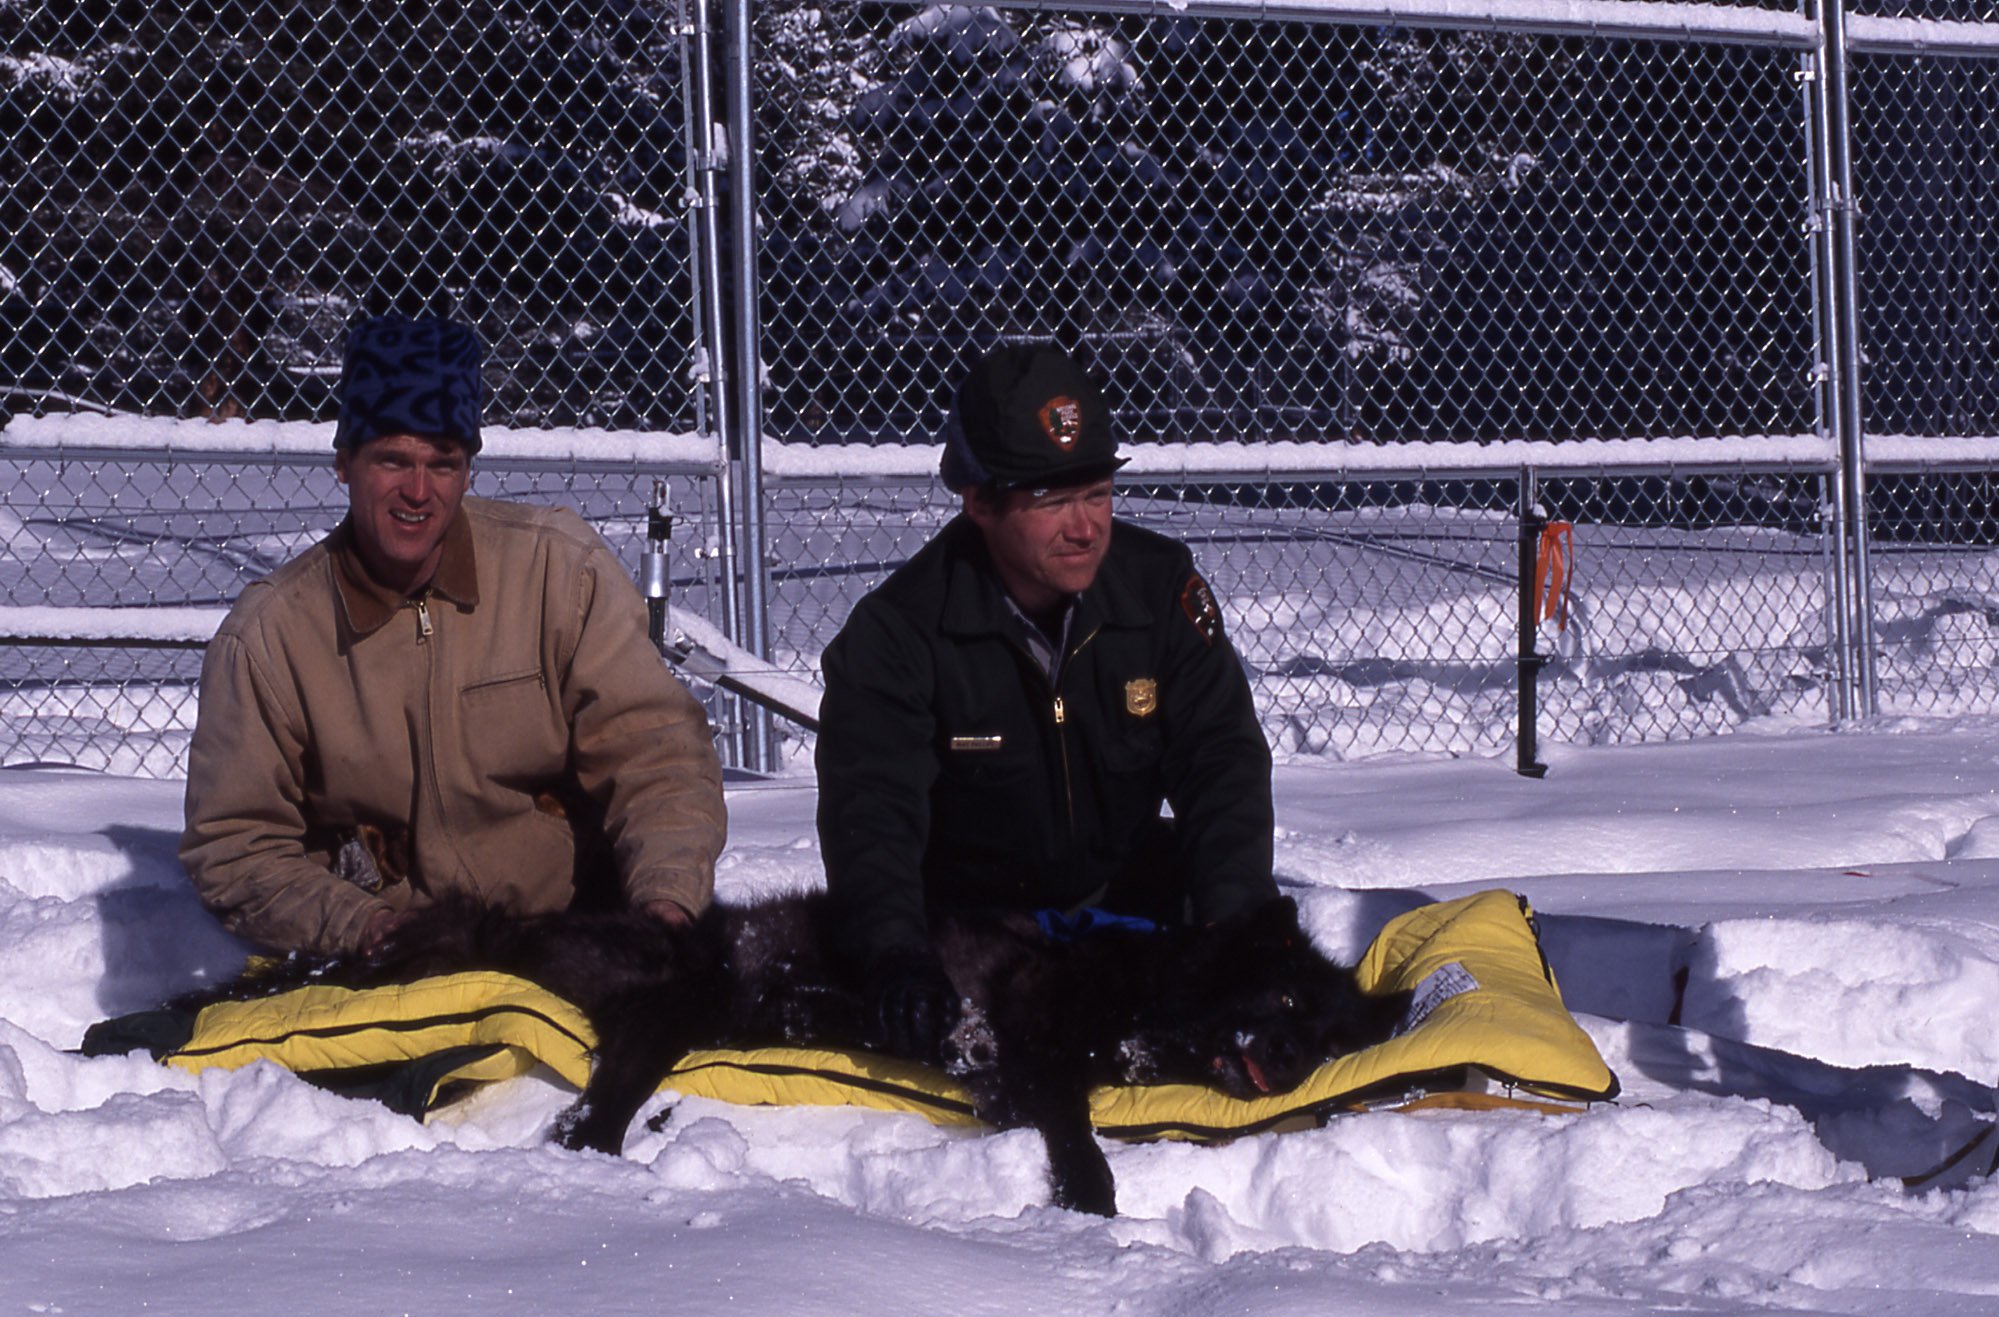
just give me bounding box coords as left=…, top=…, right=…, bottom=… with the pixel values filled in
left=642, top=900, right=693, bottom=929
left=359, top=908, right=413, bottom=954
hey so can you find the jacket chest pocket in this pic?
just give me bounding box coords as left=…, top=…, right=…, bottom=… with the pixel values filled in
left=1080, top=660, right=1168, bottom=774
left=938, top=728, right=1036, bottom=783
left=457, top=669, right=565, bottom=780
left=933, top=728, right=1046, bottom=844
left=1097, top=716, right=1165, bottom=774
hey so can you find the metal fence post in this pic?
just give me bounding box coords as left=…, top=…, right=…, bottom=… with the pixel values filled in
left=1820, top=468, right=1854, bottom=721
left=727, top=0, right=777, bottom=772
left=1516, top=471, right=1549, bottom=779
left=1806, top=0, right=1878, bottom=717
left=681, top=0, right=753, bottom=767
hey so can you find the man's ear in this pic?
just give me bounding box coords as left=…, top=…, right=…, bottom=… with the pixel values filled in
left=962, top=485, right=998, bottom=530
left=333, top=446, right=351, bottom=486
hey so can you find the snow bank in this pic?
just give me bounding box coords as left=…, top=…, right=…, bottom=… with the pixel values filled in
left=5, top=726, right=1999, bottom=1310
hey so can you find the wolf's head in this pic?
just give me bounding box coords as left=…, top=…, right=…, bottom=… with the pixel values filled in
left=1127, top=897, right=1409, bottom=1098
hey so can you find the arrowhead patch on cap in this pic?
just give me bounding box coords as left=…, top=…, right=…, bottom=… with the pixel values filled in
left=1037, top=396, right=1084, bottom=450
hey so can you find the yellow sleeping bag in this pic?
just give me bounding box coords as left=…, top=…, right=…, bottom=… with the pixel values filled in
left=84, top=889, right=1616, bottom=1134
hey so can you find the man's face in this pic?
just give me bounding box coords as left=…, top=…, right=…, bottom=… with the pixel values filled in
left=965, top=477, right=1114, bottom=613
left=334, top=432, right=471, bottom=593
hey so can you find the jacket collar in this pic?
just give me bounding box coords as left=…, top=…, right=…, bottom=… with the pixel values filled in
left=937, top=514, right=1151, bottom=642
left=329, top=506, right=479, bottom=638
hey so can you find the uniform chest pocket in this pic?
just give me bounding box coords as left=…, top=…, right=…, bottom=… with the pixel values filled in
left=933, top=730, right=1046, bottom=854
left=1097, top=701, right=1167, bottom=773
left=1074, top=656, right=1165, bottom=758
left=940, top=730, right=1030, bottom=772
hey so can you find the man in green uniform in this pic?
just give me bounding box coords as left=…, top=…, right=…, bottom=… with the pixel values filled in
left=816, top=344, right=1277, bottom=1060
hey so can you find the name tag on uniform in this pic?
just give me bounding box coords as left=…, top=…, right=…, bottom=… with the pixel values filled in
left=949, top=734, right=1005, bottom=751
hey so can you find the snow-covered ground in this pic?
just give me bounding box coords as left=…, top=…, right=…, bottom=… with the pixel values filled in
left=6, top=719, right=1999, bottom=1312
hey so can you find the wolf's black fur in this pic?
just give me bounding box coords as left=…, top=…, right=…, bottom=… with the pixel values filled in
left=180, top=893, right=1408, bottom=1216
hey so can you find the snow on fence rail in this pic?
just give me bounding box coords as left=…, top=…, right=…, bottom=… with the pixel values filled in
left=0, top=415, right=728, bottom=474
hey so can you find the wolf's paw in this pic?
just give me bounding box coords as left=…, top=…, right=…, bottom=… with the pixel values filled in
left=1046, top=1139, right=1118, bottom=1217
left=944, top=1006, right=998, bottom=1076
left=1051, top=1167, right=1117, bottom=1217
left=550, top=1100, right=625, bottom=1155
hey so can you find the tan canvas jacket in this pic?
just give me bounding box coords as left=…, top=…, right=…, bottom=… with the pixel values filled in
left=182, top=496, right=726, bottom=953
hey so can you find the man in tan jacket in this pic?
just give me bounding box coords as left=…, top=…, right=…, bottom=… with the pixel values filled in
left=182, top=315, right=726, bottom=954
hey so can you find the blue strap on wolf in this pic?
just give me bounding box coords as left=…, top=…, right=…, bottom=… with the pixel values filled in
left=83, top=891, right=1617, bottom=1135
left=1034, top=907, right=1160, bottom=942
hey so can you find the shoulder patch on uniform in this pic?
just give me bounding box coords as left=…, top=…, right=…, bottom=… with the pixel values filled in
left=1179, top=573, right=1223, bottom=646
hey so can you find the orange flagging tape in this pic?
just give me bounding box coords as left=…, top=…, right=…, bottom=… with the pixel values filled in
left=1535, top=521, right=1573, bottom=630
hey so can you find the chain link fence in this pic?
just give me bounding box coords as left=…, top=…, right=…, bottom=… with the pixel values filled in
left=1846, top=41, right=1999, bottom=716
left=0, top=447, right=727, bottom=775
left=759, top=462, right=1840, bottom=766
left=1862, top=464, right=1999, bottom=719
left=753, top=14, right=1817, bottom=446
left=0, top=0, right=1997, bottom=776
left=1853, top=54, right=1999, bottom=440
left=744, top=1, right=1864, bottom=761
left=0, top=1, right=707, bottom=431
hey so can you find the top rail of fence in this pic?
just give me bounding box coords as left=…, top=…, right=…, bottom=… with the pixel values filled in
left=0, top=416, right=728, bottom=478
left=885, top=0, right=1999, bottom=57
left=764, top=434, right=1844, bottom=485
left=849, top=0, right=1999, bottom=55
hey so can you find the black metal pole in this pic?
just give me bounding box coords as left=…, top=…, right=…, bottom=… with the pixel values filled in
left=1517, top=476, right=1549, bottom=779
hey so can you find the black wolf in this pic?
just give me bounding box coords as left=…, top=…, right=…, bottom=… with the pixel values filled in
left=174, top=893, right=1407, bottom=1216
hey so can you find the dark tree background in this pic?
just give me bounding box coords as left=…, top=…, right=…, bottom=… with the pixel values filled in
left=0, top=1, right=1857, bottom=451
left=0, top=0, right=696, bottom=429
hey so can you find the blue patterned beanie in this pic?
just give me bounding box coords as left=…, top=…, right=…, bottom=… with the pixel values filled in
left=335, top=315, right=484, bottom=453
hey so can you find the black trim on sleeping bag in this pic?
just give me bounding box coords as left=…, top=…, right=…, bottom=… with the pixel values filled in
left=667, top=1054, right=980, bottom=1123
left=166, top=1001, right=594, bottom=1063
left=297, top=1044, right=514, bottom=1119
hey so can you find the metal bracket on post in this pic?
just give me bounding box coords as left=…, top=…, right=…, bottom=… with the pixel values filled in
left=1516, top=473, right=1549, bottom=779
left=642, top=477, right=674, bottom=653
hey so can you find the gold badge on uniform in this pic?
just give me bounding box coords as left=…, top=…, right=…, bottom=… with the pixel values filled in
left=1125, top=678, right=1158, bottom=718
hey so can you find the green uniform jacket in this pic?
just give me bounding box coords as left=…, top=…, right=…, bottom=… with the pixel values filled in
left=816, top=515, right=1276, bottom=967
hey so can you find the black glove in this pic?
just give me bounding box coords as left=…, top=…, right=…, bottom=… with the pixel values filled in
left=864, top=950, right=962, bottom=1065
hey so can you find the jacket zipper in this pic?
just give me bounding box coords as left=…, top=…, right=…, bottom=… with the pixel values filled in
left=1049, top=623, right=1101, bottom=847
left=414, top=591, right=448, bottom=889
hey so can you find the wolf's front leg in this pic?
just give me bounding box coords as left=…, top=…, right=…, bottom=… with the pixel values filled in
left=977, top=1064, right=1117, bottom=1216
left=553, top=989, right=696, bottom=1154
left=1040, top=1106, right=1117, bottom=1217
